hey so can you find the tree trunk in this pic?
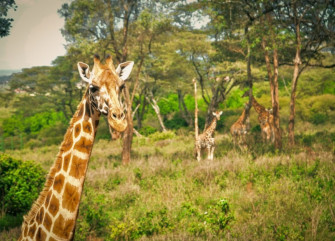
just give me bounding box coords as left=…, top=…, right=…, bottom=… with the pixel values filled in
left=136, top=96, right=147, bottom=130
left=133, top=128, right=143, bottom=138
left=288, top=3, right=302, bottom=146
left=177, top=89, right=193, bottom=127
left=272, top=44, right=282, bottom=149
left=146, top=95, right=167, bottom=132
left=245, top=22, right=253, bottom=129
left=193, top=78, right=199, bottom=139
left=122, top=85, right=133, bottom=165
left=261, top=14, right=282, bottom=149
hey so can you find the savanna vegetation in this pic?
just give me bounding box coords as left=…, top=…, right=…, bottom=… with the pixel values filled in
left=0, top=0, right=335, bottom=240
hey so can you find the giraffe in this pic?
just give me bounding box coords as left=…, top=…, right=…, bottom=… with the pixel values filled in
left=230, top=103, right=250, bottom=147
left=242, top=92, right=274, bottom=143
left=195, top=111, right=223, bottom=161
left=18, top=55, right=134, bottom=241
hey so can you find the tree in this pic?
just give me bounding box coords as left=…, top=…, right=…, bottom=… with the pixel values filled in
left=59, top=0, right=173, bottom=164
left=278, top=0, right=335, bottom=145
left=0, top=0, right=17, bottom=37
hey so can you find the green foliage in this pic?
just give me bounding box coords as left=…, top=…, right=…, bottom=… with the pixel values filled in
left=297, top=94, right=335, bottom=123
left=148, top=130, right=176, bottom=141
left=164, top=113, right=188, bottom=129
left=139, top=126, right=157, bottom=136
left=179, top=199, right=234, bottom=236
left=224, top=88, right=248, bottom=109
left=310, top=113, right=328, bottom=125
left=2, top=111, right=66, bottom=137
left=0, top=214, right=22, bottom=232
left=0, top=154, right=46, bottom=215
left=157, top=94, right=179, bottom=115
left=0, top=0, right=17, bottom=38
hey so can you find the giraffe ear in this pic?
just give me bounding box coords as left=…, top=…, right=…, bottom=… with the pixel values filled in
left=77, top=62, right=92, bottom=84
left=219, top=111, right=223, bottom=116
left=116, top=61, right=134, bottom=81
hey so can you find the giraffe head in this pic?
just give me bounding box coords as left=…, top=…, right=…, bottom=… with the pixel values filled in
left=212, top=110, right=223, bottom=120
left=77, top=55, right=134, bottom=132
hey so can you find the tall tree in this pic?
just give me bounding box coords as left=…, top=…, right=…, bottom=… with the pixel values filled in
left=279, top=0, right=335, bottom=145
left=59, top=0, right=172, bottom=164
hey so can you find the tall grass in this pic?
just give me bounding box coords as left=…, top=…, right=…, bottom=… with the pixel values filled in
left=1, top=131, right=334, bottom=240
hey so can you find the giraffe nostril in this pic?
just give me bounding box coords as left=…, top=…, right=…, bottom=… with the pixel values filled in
left=112, top=113, right=117, bottom=119
left=121, top=113, right=125, bottom=119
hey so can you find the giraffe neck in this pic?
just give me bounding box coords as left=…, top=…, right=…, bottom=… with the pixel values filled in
left=205, top=118, right=217, bottom=136
left=237, top=109, right=247, bottom=123
left=251, top=96, right=266, bottom=115
left=19, top=91, right=100, bottom=241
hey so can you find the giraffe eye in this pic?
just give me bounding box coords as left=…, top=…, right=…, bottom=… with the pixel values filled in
left=119, top=84, right=125, bottom=91
left=90, top=85, right=99, bottom=93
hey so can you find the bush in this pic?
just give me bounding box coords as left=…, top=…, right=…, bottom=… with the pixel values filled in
left=0, top=154, right=46, bottom=215
left=178, top=199, right=234, bottom=236
left=164, top=113, right=188, bottom=130
left=149, top=130, right=176, bottom=141
left=139, top=126, right=157, bottom=136
left=310, top=113, right=328, bottom=125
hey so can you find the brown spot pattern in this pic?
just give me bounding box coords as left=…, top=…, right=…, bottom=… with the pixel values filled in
left=49, top=238, right=57, bottom=241
left=24, top=226, right=28, bottom=236
left=43, top=212, right=52, bottom=231
left=82, top=121, right=92, bottom=134
left=52, top=214, right=75, bottom=240
left=35, top=227, right=47, bottom=241
left=35, top=206, right=44, bottom=225
left=63, top=153, right=71, bottom=172
left=44, top=190, right=52, bottom=209
left=69, top=155, right=87, bottom=179
left=28, top=223, right=36, bottom=238
left=62, top=183, right=80, bottom=213
left=53, top=174, right=65, bottom=194
left=74, top=123, right=81, bottom=138
left=61, top=132, right=73, bottom=152
left=74, top=136, right=93, bottom=154
left=48, top=195, right=59, bottom=217
left=55, top=156, right=62, bottom=172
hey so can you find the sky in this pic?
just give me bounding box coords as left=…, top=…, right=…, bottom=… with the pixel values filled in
left=0, top=0, right=68, bottom=70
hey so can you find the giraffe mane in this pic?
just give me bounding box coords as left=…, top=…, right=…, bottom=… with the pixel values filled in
left=22, top=90, right=89, bottom=227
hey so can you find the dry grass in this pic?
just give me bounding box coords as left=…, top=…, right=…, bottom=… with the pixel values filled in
left=1, top=132, right=335, bottom=240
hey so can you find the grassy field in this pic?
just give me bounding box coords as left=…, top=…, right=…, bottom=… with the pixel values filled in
left=1, top=128, right=334, bottom=240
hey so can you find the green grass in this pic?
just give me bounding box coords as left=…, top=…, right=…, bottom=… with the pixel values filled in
left=1, top=131, right=335, bottom=240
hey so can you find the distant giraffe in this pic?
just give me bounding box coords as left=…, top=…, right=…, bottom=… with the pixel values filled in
left=243, top=92, right=274, bottom=142
left=193, top=78, right=222, bottom=161
left=230, top=103, right=250, bottom=147
left=18, top=55, right=134, bottom=241
left=195, top=111, right=223, bottom=161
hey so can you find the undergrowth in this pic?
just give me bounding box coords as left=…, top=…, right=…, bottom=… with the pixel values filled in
left=1, top=132, right=334, bottom=240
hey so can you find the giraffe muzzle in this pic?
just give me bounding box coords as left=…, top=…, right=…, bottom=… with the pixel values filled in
left=108, top=109, right=127, bottom=132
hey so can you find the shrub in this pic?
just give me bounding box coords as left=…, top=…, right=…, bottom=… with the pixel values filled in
left=139, top=126, right=157, bottom=136
left=149, top=130, right=176, bottom=141
left=310, top=113, right=328, bottom=125
left=164, top=113, right=188, bottom=130
left=179, top=199, right=234, bottom=236
left=0, top=154, right=46, bottom=215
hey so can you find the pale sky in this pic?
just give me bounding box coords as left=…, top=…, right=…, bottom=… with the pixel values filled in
left=0, top=0, right=68, bottom=70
